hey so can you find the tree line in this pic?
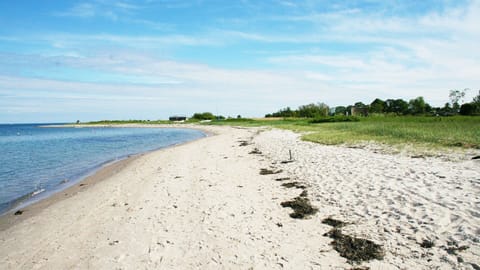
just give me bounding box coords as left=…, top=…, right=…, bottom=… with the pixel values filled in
left=265, top=89, right=480, bottom=118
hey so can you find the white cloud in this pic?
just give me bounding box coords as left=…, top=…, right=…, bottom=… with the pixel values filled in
left=2, top=0, right=480, bottom=122
left=57, top=2, right=98, bottom=18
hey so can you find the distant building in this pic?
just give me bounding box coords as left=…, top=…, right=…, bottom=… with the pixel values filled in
left=169, top=116, right=187, bottom=121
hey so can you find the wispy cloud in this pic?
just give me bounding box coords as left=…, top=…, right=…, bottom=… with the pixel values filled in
left=57, top=2, right=98, bottom=18
left=1, top=0, right=479, bottom=122
left=55, top=1, right=148, bottom=25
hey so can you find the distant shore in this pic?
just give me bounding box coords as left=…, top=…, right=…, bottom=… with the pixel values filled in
left=1, top=125, right=479, bottom=269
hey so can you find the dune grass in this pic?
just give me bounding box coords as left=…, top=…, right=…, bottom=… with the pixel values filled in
left=206, top=116, right=480, bottom=149
left=302, top=116, right=480, bottom=149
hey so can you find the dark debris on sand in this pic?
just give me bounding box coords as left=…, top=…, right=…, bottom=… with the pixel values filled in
left=420, top=239, right=435, bottom=249
left=322, top=218, right=384, bottom=263
left=280, top=196, right=318, bottom=219
left=299, top=190, right=308, bottom=197
left=238, top=140, right=251, bottom=147
left=444, top=244, right=469, bottom=255
left=260, top=168, right=283, bottom=175
left=249, top=148, right=262, bottom=154
left=322, top=217, right=347, bottom=228
left=280, top=160, right=295, bottom=164
left=281, top=181, right=307, bottom=189
left=323, top=229, right=384, bottom=263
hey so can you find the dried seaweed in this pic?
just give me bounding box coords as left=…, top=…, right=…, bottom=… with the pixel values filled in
left=260, top=168, right=283, bottom=175
left=281, top=182, right=306, bottom=189
left=280, top=196, right=318, bottom=219
left=322, top=217, right=346, bottom=228
left=238, top=140, right=251, bottom=146
left=420, top=239, right=435, bottom=248
left=249, top=148, right=262, bottom=154
left=324, top=229, right=384, bottom=263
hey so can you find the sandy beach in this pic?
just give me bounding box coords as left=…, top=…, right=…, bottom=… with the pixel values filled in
left=1, top=125, right=479, bottom=269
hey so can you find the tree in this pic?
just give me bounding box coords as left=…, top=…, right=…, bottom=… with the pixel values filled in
left=473, top=90, right=480, bottom=104
left=266, top=107, right=297, bottom=118
left=192, top=112, right=215, bottom=120
left=386, top=99, right=409, bottom=115
left=409, top=96, right=427, bottom=115
left=460, top=90, right=480, bottom=115
left=354, top=102, right=367, bottom=109
left=334, top=106, right=347, bottom=115
left=460, top=103, right=477, bottom=115
left=449, top=89, right=468, bottom=113
left=297, top=103, right=329, bottom=118
left=370, top=98, right=385, bottom=113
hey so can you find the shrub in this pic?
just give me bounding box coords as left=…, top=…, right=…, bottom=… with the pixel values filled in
left=309, top=116, right=360, bottom=123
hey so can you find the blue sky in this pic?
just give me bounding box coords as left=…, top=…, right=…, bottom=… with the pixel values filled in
left=0, top=0, right=479, bottom=123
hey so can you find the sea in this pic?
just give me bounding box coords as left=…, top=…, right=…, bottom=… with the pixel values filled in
left=0, top=124, right=205, bottom=215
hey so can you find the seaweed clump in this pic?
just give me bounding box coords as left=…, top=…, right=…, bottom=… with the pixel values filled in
left=420, top=239, right=435, bottom=248
left=281, top=181, right=306, bottom=189
left=445, top=245, right=469, bottom=255
left=280, top=196, right=318, bottom=219
left=260, top=168, right=283, bottom=175
left=322, top=217, right=346, bottom=228
left=249, top=148, right=262, bottom=154
left=324, top=229, right=384, bottom=263
left=299, top=190, right=308, bottom=197
left=238, top=140, right=251, bottom=146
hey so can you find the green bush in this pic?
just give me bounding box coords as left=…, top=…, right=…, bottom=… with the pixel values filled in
left=191, top=112, right=215, bottom=120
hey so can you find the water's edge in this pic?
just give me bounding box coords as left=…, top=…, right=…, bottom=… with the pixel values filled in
left=0, top=125, right=209, bottom=221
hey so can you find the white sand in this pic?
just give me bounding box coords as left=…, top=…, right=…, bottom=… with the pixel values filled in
left=1, top=126, right=479, bottom=269
left=254, top=129, right=480, bottom=269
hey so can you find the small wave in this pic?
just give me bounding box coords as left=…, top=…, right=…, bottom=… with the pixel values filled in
left=31, top=188, right=45, bottom=196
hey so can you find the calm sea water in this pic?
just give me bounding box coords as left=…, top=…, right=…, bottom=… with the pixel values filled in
left=0, top=124, right=205, bottom=215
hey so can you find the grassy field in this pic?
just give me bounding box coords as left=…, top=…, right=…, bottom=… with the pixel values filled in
left=85, top=116, right=480, bottom=150
left=206, top=116, right=480, bottom=149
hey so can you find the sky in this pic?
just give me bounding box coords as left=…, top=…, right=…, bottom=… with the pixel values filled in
left=0, top=0, right=479, bottom=123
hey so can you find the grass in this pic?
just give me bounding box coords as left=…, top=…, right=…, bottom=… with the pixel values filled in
left=302, top=116, right=480, bottom=149
left=206, top=116, right=480, bottom=150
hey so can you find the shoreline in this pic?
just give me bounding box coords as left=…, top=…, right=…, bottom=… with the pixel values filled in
left=1, top=126, right=478, bottom=269
left=0, top=124, right=212, bottom=230
left=0, top=153, right=139, bottom=231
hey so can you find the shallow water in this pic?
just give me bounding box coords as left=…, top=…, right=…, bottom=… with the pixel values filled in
left=0, top=124, right=205, bottom=215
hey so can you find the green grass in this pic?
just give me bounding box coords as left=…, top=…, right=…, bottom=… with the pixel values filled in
left=302, top=116, right=480, bottom=149
left=206, top=116, right=480, bottom=149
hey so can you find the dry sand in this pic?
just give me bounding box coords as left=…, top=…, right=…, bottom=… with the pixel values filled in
left=0, top=126, right=479, bottom=269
